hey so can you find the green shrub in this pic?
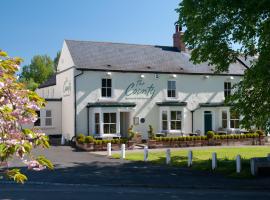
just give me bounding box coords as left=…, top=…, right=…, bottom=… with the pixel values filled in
left=127, top=125, right=136, bottom=140
left=76, top=133, right=85, bottom=144
left=94, top=140, right=102, bottom=145
left=148, top=125, right=155, bottom=139
left=256, top=130, right=265, bottom=136
left=206, top=131, right=215, bottom=139
left=85, top=136, right=94, bottom=143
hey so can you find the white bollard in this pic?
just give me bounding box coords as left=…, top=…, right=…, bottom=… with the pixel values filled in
left=250, top=158, right=256, bottom=176
left=212, top=152, right=217, bottom=170
left=121, top=144, right=126, bottom=159
left=61, top=135, right=65, bottom=145
left=166, top=149, right=171, bottom=164
left=188, top=150, right=193, bottom=167
left=236, top=154, right=241, bottom=173
left=144, top=146, right=148, bottom=162
left=107, top=143, right=111, bottom=157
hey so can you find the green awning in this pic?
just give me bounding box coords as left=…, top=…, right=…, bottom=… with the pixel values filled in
left=156, top=101, right=187, bottom=107
left=87, top=102, right=136, bottom=108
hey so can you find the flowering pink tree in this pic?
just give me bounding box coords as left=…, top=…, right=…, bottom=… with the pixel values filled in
left=0, top=51, right=53, bottom=183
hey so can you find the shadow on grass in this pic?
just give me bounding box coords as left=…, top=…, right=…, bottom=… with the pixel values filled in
left=113, top=154, right=256, bottom=179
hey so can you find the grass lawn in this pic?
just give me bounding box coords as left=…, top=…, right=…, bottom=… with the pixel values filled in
left=112, top=146, right=270, bottom=178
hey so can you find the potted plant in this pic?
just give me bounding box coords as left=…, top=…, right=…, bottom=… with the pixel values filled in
left=84, top=136, right=94, bottom=150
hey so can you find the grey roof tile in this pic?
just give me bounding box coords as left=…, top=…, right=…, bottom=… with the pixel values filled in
left=65, top=40, right=246, bottom=75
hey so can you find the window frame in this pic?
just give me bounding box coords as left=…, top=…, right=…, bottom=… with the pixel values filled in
left=170, top=111, right=182, bottom=131
left=224, top=82, right=231, bottom=98
left=101, top=78, right=112, bottom=98
left=230, top=111, right=240, bottom=129
left=221, top=110, right=228, bottom=129
left=162, top=110, right=168, bottom=131
left=95, top=113, right=100, bottom=134
left=103, top=112, right=117, bottom=134
left=45, top=110, right=52, bottom=127
left=167, top=80, right=176, bottom=98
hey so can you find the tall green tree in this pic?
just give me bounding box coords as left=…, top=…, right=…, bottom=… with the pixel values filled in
left=20, top=55, right=55, bottom=90
left=53, top=51, right=61, bottom=72
left=177, top=0, right=270, bottom=131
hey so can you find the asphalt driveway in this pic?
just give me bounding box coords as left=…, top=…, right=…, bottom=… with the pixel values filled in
left=1, top=146, right=270, bottom=200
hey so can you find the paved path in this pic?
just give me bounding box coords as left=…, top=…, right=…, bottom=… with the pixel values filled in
left=1, top=146, right=270, bottom=200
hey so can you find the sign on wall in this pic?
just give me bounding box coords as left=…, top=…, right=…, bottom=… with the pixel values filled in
left=63, top=78, right=71, bottom=97
left=125, top=79, right=156, bottom=99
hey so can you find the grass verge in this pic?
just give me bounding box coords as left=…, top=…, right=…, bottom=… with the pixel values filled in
left=112, top=146, right=270, bottom=178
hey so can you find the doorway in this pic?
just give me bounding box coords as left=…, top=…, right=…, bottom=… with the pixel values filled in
left=120, top=112, right=130, bottom=138
left=204, top=111, right=212, bottom=133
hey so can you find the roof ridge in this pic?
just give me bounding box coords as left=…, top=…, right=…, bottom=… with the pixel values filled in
left=64, top=39, right=174, bottom=48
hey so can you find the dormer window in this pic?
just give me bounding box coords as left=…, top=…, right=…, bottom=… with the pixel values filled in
left=101, top=78, right=112, bottom=98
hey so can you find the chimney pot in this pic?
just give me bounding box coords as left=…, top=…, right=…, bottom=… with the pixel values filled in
left=173, top=25, right=186, bottom=52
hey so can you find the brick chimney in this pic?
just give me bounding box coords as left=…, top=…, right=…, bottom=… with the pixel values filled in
left=173, top=24, right=186, bottom=52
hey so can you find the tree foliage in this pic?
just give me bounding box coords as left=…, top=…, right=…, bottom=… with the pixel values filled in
left=177, top=0, right=270, bottom=130
left=0, top=50, right=53, bottom=183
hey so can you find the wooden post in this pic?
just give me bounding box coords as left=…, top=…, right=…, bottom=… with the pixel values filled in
left=212, top=152, right=217, bottom=170
left=188, top=150, right=193, bottom=167
left=236, top=154, right=241, bottom=173
left=166, top=149, right=171, bottom=164
left=107, top=142, right=111, bottom=157
left=121, top=144, right=125, bottom=159
left=144, top=146, right=148, bottom=162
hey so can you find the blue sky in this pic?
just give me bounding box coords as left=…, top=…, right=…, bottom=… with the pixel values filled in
left=1, top=0, right=180, bottom=66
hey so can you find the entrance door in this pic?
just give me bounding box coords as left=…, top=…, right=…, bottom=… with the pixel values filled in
left=204, top=111, right=212, bottom=133
left=120, top=112, right=130, bottom=138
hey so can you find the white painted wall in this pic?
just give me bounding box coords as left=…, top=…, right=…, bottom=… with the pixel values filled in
left=75, top=71, right=242, bottom=138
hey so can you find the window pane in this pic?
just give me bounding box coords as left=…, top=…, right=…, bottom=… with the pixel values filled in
left=102, top=88, right=107, bottom=97
left=45, top=118, right=52, bottom=126
left=222, top=111, right=227, bottom=119
left=176, top=111, right=181, bottom=120
left=171, top=121, right=176, bottom=130
left=110, top=113, right=116, bottom=123
left=110, top=124, right=116, bottom=133
left=36, top=111, right=40, bottom=118
left=230, top=120, right=235, bottom=128
left=107, top=79, right=112, bottom=87
left=235, top=120, right=239, bottom=128
left=171, top=81, right=176, bottom=89
left=167, top=81, right=171, bottom=89
left=162, top=111, right=167, bottom=120
left=34, top=119, right=40, bottom=126
left=168, top=90, right=172, bottom=97
left=46, top=110, right=51, bottom=117
left=95, top=125, right=100, bottom=134
left=102, top=79, right=106, bottom=87
left=95, top=113, right=99, bottom=123
left=107, top=88, right=111, bottom=97
left=171, top=90, right=176, bottom=97
left=222, top=120, right=227, bottom=128
left=104, top=124, right=110, bottom=134
left=171, top=111, right=176, bottom=120
left=176, top=121, right=181, bottom=130
left=103, top=113, right=109, bottom=123
left=162, top=121, right=167, bottom=130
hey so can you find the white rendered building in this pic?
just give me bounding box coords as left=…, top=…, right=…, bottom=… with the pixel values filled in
left=36, top=26, right=250, bottom=140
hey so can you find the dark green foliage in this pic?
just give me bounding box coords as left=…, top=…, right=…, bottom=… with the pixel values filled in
left=148, top=125, right=155, bottom=139
left=85, top=136, right=94, bottom=143
left=176, top=1, right=270, bottom=130
left=206, top=131, right=215, bottom=139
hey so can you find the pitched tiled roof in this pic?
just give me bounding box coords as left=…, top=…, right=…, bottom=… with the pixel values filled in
left=38, top=74, right=56, bottom=88
left=65, top=40, right=247, bottom=75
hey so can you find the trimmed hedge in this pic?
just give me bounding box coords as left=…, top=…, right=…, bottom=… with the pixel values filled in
left=76, top=135, right=128, bottom=145
left=153, top=133, right=260, bottom=142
